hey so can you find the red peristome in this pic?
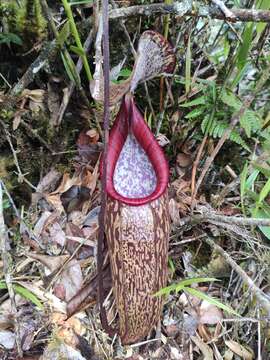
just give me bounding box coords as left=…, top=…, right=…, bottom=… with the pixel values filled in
left=100, top=95, right=169, bottom=206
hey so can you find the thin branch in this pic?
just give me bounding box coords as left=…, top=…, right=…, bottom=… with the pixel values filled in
left=1, top=180, right=44, bottom=250
left=176, top=207, right=270, bottom=229
left=10, top=41, right=57, bottom=96
left=204, top=237, right=270, bottom=315
left=196, top=206, right=270, bottom=227
left=97, top=0, right=116, bottom=337
left=20, top=120, right=54, bottom=154
left=109, top=3, right=270, bottom=23
left=0, top=120, right=37, bottom=190
left=211, top=0, right=236, bottom=19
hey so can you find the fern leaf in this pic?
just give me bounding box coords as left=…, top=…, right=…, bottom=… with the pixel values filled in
left=201, top=114, right=211, bottom=134
left=230, top=130, right=250, bottom=151
left=221, top=89, right=242, bottom=110
left=240, top=110, right=262, bottom=137
left=209, top=121, right=250, bottom=151
left=185, top=107, right=205, bottom=119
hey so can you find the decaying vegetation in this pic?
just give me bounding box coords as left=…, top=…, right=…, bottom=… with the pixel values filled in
left=0, top=0, right=270, bottom=359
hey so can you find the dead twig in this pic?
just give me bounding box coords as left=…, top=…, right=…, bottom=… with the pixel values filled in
left=197, top=207, right=270, bottom=228
left=0, top=120, right=37, bottom=190
left=211, top=0, right=236, bottom=19
left=10, top=41, right=57, bottom=96
left=191, top=134, right=207, bottom=206
left=177, top=207, right=270, bottom=228
left=204, top=236, right=270, bottom=315
left=109, top=3, right=270, bottom=23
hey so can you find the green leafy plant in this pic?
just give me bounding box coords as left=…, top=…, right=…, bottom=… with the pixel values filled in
left=111, top=68, right=132, bottom=84
left=240, top=159, right=270, bottom=240
left=0, top=32, right=22, bottom=46
left=0, top=281, right=43, bottom=309
left=179, top=84, right=263, bottom=151
left=155, top=277, right=239, bottom=316
left=61, top=0, right=92, bottom=82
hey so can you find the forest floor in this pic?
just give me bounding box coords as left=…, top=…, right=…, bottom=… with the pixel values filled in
left=0, top=0, right=270, bottom=359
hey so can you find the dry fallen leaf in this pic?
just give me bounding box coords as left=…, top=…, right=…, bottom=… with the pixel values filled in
left=36, top=169, right=62, bottom=194
left=16, top=280, right=66, bottom=314
left=60, top=185, right=90, bottom=213
left=86, top=129, right=99, bottom=144
left=50, top=173, right=81, bottom=195
left=45, top=193, right=65, bottom=213
left=225, top=340, right=254, bottom=359
left=156, top=133, right=170, bottom=147
left=168, top=198, right=181, bottom=225
left=170, top=346, right=184, bottom=360
left=27, top=253, right=69, bottom=273
left=199, top=300, right=223, bottom=325
left=48, top=221, right=66, bottom=247
left=22, top=89, right=45, bottom=102
left=54, top=259, right=83, bottom=302
left=33, top=211, right=52, bottom=238
left=191, top=335, right=213, bottom=360
left=224, top=349, right=234, bottom=360
left=177, top=152, right=192, bottom=168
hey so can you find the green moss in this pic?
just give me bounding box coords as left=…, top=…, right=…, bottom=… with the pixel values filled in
left=0, top=0, right=47, bottom=50
left=17, top=0, right=47, bottom=47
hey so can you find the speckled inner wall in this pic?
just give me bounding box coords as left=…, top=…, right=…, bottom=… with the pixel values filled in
left=113, top=133, right=157, bottom=198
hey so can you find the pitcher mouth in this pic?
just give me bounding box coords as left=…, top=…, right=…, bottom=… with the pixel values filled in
left=101, top=95, right=169, bottom=206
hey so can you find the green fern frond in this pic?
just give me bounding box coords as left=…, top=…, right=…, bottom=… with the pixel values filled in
left=201, top=114, right=211, bottom=134
left=240, top=109, right=262, bottom=137
left=221, top=89, right=242, bottom=110
left=230, top=130, right=250, bottom=151
left=185, top=106, right=205, bottom=119
left=208, top=121, right=250, bottom=151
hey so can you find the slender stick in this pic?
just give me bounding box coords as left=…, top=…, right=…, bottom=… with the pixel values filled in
left=97, top=0, right=116, bottom=336
left=109, top=3, right=270, bottom=23
left=204, top=237, right=270, bottom=315
left=196, top=207, right=270, bottom=227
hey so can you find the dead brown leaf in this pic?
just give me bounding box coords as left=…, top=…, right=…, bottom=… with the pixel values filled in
left=54, top=259, right=83, bottom=302
left=27, top=253, right=69, bottom=273
left=199, top=300, right=223, bottom=325
left=86, top=129, right=99, bottom=144
left=191, top=335, right=213, bottom=360
left=168, top=198, right=181, bottom=225
left=51, top=173, right=81, bottom=195
left=225, top=340, right=254, bottom=359
left=177, top=153, right=192, bottom=168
